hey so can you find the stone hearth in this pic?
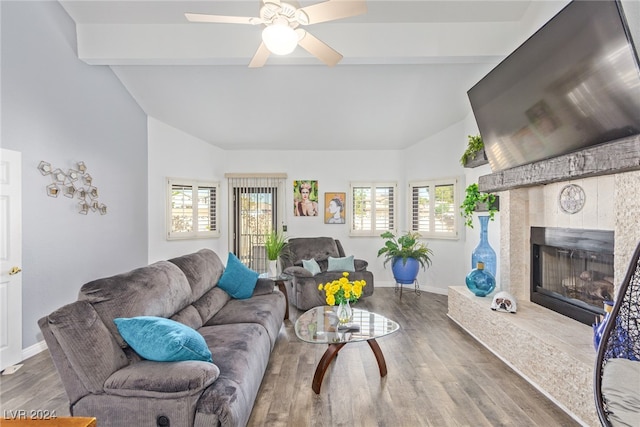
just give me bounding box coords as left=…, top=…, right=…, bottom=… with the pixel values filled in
left=448, top=170, right=640, bottom=426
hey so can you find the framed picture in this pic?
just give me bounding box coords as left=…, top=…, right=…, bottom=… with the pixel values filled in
left=293, top=180, right=319, bottom=216
left=324, top=192, right=346, bottom=224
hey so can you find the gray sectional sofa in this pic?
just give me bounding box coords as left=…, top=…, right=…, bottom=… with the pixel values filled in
left=38, top=249, right=286, bottom=427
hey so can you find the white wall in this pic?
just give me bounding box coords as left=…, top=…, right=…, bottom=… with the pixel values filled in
left=2, top=1, right=148, bottom=349
left=147, top=117, right=227, bottom=262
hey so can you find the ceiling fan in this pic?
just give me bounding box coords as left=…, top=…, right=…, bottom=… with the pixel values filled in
left=185, top=0, right=367, bottom=68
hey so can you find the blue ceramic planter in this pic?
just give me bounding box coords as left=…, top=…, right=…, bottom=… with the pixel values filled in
left=392, top=257, right=419, bottom=284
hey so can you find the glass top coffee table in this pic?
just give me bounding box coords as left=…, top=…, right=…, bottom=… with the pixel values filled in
left=295, top=306, right=400, bottom=394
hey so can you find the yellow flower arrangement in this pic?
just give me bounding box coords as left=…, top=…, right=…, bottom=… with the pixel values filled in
left=318, top=272, right=366, bottom=306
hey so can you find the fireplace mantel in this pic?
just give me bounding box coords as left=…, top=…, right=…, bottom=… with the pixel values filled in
left=478, top=135, right=640, bottom=193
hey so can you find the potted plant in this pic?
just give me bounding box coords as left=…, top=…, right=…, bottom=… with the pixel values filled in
left=460, top=134, right=488, bottom=168
left=460, top=183, right=499, bottom=228
left=377, top=231, right=433, bottom=284
left=264, top=230, right=287, bottom=277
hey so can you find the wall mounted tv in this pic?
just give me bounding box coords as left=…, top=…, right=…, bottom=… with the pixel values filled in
left=468, top=0, right=640, bottom=172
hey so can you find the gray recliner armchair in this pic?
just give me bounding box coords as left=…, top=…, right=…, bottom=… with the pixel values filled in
left=280, top=237, right=374, bottom=310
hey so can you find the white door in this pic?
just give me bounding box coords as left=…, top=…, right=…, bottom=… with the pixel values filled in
left=0, top=149, right=22, bottom=371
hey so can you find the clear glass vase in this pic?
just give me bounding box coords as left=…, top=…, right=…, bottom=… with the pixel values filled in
left=472, top=215, right=497, bottom=278
left=336, top=300, right=352, bottom=325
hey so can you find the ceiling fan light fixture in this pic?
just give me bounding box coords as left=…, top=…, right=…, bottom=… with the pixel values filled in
left=262, top=23, right=298, bottom=55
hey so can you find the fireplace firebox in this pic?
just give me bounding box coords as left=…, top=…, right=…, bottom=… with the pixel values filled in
left=531, top=227, right=614, bottom=325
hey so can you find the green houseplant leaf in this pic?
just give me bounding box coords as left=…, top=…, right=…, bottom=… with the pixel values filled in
left=460, top=183, right=498, bottom=228
left=264, top=230, right=288, bottom=261
left=377, top=231, right=433, bottom=270
left=460, top=134, right=485, bottom=166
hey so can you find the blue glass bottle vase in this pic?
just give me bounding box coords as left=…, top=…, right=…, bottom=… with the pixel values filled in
left=465, top=262, right=496, bottom=297
left=472, top=215, right=497, bottom=278
left=593, top=300, right=614, bottom=350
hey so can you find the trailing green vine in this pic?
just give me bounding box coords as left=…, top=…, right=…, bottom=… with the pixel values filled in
left=460, top=183, right=497, bottom=228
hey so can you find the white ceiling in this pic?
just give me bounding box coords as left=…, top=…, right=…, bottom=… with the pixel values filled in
left=58, top=0, right=563, bottom=151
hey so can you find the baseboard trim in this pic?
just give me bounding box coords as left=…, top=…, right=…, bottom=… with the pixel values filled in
left=22, top=340, right=47, bottom=360
left=376, top=280, right=449, bottom=296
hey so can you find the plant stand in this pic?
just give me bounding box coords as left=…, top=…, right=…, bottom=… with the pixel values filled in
left=395, top=279, right=420, bottom=298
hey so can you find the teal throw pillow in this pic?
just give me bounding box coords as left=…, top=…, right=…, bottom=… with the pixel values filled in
left=218, top=252, right=259, bottom=299
left=302, top=259, right=321, bottom=275
left=113, top=316, right=213, bottom=363
left=327, top=255, right=355, bottom=272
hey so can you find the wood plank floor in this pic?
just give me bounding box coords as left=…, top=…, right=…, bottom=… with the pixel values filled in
left=1, top=288, right=581, bottom=426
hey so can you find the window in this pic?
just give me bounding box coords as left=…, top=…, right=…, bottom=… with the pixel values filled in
left=350, top=182, right=396, bottom=236
left=167, top=178, right=220, bottom=240
left=409, top=178, right=458, bottom=239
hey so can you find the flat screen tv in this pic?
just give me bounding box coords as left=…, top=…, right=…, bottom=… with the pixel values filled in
left=468, top=0, right=640, bottom=172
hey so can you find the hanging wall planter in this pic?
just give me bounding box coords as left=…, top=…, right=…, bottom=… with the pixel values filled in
left=460, top=135, right=489, bottom=168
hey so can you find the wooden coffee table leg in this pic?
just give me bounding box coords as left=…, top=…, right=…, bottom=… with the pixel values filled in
left=312, top=343, right=346, bottom=394
left=367, top=339, right=388, bottom=377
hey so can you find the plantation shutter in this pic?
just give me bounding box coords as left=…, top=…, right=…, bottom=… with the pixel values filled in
left=167, top=179, right=219, bottom=239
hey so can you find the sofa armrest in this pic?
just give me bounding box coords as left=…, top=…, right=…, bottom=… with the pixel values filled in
left=104, top=360, right=220, bottom=398
left=354, top=259, right=369, bottom=271
left=252, top=278, right=275, bottom=296
left=284, top=266, right=313, bottom=278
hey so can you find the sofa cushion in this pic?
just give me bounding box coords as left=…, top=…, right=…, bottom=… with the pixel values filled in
left=196, top=323, right=272, bottom=427
left=170, top=305, right=203, bottom=330
left=302, top=259, right=321, bottom=275
left=354, top=259, right=369, bottom=271
left=602, top=358, right=640, bottom=427
left=168, top=249, right=225, bottom=303
left=218, top=253, right=259, bottom=299
left=104, top=360, right=220, bottom=398
left=192, top=287, right=231, bottom=325
left=252, top=278, right=275, bottom=296
left=79, top=261, right=193, bottom=348
left=46, top=300, right=129, bottom=394
left=114, top=316, right=213, bottom=363
left=282, top=237, right=340, bottom=267
left=327, top=255, right=355, bottom=272
left=205, top=292, right=286, bottom=348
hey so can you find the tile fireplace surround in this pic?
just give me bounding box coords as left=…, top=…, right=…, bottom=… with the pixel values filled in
left=448, top=170, right=640, bottom=426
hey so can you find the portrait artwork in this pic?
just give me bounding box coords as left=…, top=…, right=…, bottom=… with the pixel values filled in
left=324, top=192, right=346, bottom=224
left=293, top=180, right=319, bottom=217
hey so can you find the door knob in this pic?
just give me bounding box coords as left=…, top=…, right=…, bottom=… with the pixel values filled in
left=9, top=266, right=22, bottom=275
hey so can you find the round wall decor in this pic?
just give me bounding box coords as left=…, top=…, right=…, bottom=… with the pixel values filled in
left=558, top=184, right=585, bottom=214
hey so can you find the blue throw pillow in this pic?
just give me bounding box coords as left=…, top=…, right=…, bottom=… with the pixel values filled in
left=327, top=255, right=355, bottom=272
left=218, top=252, right=259, bottom=299
left=113, top=316, right=213, bottom=363
left=302, top=259, right=321, bottom=275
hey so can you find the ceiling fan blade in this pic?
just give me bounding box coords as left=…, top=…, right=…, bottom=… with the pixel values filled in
left=300, top=0, right=367, bottom=25
left=297, top=30, right=342, bottom=67
left=249, top=42, right=271, bottom=68
left=184, top=13, right=263, bottom=25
